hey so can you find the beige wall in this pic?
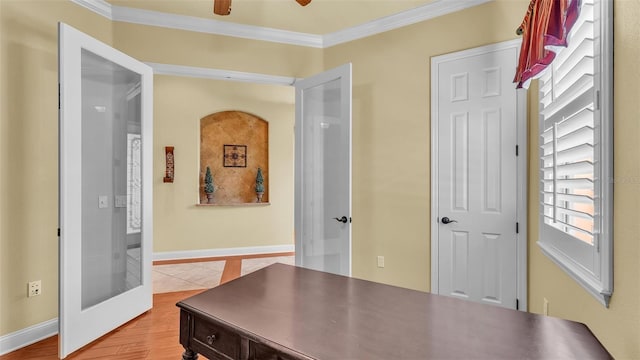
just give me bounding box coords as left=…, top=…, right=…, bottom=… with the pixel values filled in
left=527, top=1, right=640, bottom=357
left=325, top=0, right=640, bottom=358
left=111, top=23, right=322, bottom=254
left=0, top=1, right=320, bottom=338
left=0, top=0, right=113, bottom=336
left=152, top=76, right=296, bottom=253
left=2, top=0, right=639, bottom=358
left=324, top=0, right=522, bottom=292
left=112, top=22, right=323, bottom=77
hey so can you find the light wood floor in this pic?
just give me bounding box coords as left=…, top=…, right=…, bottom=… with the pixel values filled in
left=1, top=253, right=294, bottom=360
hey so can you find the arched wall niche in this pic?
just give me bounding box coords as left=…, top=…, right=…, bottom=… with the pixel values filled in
left=199, top=110, right=269, bottom=205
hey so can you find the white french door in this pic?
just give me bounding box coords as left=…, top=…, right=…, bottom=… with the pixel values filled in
left=431, top=41, right=527, bottom=310
left=294, top=64, right=352, bottom=277
left=58, top=23, right=153, bottom=358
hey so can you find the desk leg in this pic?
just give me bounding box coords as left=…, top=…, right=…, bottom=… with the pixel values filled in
left=181, top=348, right=198, bottom=360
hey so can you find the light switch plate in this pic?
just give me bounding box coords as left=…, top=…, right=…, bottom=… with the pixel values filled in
left=98, top=196, right=108, bottom=208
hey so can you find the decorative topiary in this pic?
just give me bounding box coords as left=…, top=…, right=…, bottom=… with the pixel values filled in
left=255, top=167, right=264, bottom=193
left=204, top=166, right=214, bottom=194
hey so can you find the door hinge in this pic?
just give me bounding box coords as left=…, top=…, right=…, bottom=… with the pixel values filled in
left=596, top=90, right=601, bottom=110
left=58, top=83, right=61, bottom=110
left=516, top=222, right=519, bottom=234
left=516, top=145, right=519, bottom=156
left=516, top=299, right=519, bottom=310
left=57, top=228, right=60, bottom=237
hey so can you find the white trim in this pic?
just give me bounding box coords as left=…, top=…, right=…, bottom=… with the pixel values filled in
left=536, top=0, right=613, bottom=308
left=294, top=64, right=353, bottom=277
left=70, top=0, right=493, bottom=49
left=538, top=241, right=611, bottom=307
left=0, top=319, right=58, bottom=356
left=598, top=0, right=615, bottom=303
left=515, top=85, right=528, bottom=312
left=153, top=244, right=295, bottom=262
left=112, top=6, right=323, bottom=48
left=323, top=0, right=493, bottom=47
left=430, top=39, right=527, bottom=311
left=69, top=0, right=112, bottom=19
left=146, top=62, right=297, bottom=86
left=0, top=244, right=294, bottom=355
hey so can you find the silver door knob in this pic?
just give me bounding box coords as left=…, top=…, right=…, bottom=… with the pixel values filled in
left=441, top=217, right=458, bottom=224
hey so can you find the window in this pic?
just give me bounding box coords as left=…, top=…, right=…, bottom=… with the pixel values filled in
left=537, top=0, right=613, bottom=307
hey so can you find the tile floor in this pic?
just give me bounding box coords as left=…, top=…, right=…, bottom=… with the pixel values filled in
left=153, top=255, right=295, bottom=293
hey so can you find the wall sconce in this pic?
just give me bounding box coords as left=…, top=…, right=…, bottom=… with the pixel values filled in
left=164, top=146, right=174, bottom=183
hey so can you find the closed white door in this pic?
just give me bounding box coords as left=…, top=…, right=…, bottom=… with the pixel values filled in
left=58, top=23, right=153, bottom=358
left=431, top=42, right=526, bottom=310
left=294, top=64, right=352, bottom=277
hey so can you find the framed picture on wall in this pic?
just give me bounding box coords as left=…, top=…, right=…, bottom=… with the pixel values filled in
left=223, top=144, right=247, bottom=167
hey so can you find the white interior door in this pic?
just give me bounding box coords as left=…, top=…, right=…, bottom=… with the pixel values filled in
left=431, top=41, right=526, bottom=310
left=294, top=64, right=352, bottom=277
left=58, top=23, right=153, bottom=358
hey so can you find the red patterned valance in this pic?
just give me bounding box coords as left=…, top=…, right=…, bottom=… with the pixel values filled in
left=514, top=0, right=581, bottom=89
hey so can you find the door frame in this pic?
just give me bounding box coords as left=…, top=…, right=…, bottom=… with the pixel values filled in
left=294, top=63, right=353, bottom=277
left=429, top=39, right=528, bottom=311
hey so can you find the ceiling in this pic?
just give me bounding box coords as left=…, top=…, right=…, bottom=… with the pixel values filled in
left=106, top=0, right=436, bottom=35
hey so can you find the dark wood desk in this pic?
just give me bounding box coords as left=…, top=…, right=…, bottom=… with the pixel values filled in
left=177, top=263, right=611, bottom=360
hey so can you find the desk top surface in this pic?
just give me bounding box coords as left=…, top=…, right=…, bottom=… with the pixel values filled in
left=178, top=263, right=611, bottom=360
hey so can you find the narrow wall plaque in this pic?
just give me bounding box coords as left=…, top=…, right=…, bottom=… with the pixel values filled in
left=164, top=146, right=175, bottom=182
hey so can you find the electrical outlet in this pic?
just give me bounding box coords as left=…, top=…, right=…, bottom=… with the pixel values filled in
left=377, top=256, right=385, bottom=268
left=28, top=280, right=42, bottom=297
left=543, top=298, right=549, bottom=316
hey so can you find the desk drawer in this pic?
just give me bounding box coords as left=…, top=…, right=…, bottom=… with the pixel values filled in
left=249, top=340, right=297, bottom=360
left=193, top=317, right=240, bottom=359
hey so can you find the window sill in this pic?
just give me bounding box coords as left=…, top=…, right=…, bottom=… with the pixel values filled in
left=537, top=241, right=611, bottom=308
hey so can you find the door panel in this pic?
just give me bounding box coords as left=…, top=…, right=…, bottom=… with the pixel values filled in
left=433, top=44, right=519, bottom=309
left=294, top=64, right=352, bottom=277
left=59, top=23, right=153, bottom=358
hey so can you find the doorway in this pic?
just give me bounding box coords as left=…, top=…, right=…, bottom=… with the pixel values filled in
left=294, top=64, right=352, bottom=277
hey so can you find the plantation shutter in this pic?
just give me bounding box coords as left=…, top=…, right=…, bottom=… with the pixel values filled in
left=539, top=0, right=597, bottom=247
left=537, top=0, right=613, bottom=307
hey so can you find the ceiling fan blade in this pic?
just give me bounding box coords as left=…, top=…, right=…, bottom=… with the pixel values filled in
left=214, top=0, right=231, bottom=15
left=296, top=0, right=312, bottom=6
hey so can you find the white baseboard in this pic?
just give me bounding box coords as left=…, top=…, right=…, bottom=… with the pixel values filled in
left=0, top=318, right=58, bottom=356
left=153, top=244, right=295, bottom=261
left=1, top=246, right=294, bottom=355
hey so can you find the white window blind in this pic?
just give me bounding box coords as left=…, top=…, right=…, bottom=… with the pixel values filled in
left=540, top=0, right=595, bottom=245
left=537, top=0, right=613, bottom=307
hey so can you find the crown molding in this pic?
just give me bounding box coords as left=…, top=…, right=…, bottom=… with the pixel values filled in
left=112, top=6, right=323, bottom=48
left=324, top=0, right=494, bottom=47
left=70, top=0, right=112, bottom=19
left=70, top=0, right=493, bottom=48
left=147, top=62, right=298, bottom=86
